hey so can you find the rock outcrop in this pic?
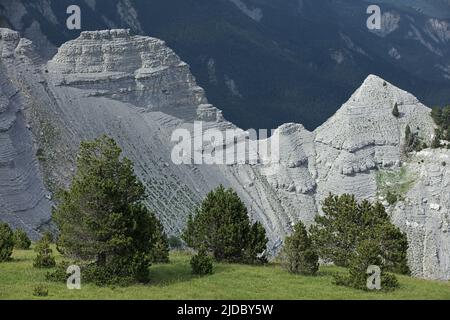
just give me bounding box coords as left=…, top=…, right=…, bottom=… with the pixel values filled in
left=0, top=29, right=52, bottom=239
left=0, top=28, right=448, bottom=280
left=313, top=75, right=448, bottom=280
left=392, top=150, right=450, bottom=279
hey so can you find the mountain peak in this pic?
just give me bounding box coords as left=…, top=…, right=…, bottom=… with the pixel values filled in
left=349, top=74, right=419, bottom=107
left=1, top=30, right=449, bottom=281
left=362, top=74, right=388, bottom=86
left=315, top=74, right=435, bottom=152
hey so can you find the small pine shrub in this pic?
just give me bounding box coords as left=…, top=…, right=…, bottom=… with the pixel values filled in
left=386, top=191, right=398, bottom=205
left=432, top=137, right=441, bottom=149
left=46, top=261, right=71, bottom=282
left=431, top=107, right=443, bottom=126
left=81, top=253, right=150, bottom=286
left=190, top=249, right=213, bottom=276
left=129, top=253, right=152, bottom=284
left=36, top=148, right=45, bottom=162
left=243, top=221, right=269, bottom=265
left=0, top=223, right=14, bottom=262
left=33, top=238, right=56, bottom=268
left=149, top=219, right=170, bottom=263
left=404, top=125, right=424, bottom=152
left=381, top=272, right=400, bottom=291
left=82, top=263, right=134, bottom=287
left=41, top=231, right=54, bottom=244
left=150, top=240, right=170, bottom=263
left=430, top=106, right=450, bottom=147
left=32, top=284, right=49, bottom=297
left=392, top=103, right=399, bottom=117
left=14, top=229, right=31, bottom=250
left=280, top=222, right=319, bottom=275
left=333, top=240, right=399, bottom=291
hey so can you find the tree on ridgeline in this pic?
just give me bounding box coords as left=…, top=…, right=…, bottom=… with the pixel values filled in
left=432, top=129, right=443, bottom=149
left=430, top=106, right=450, bottom=147
left=431, top=107, right=443, bottom=126
left=404, top=124, right=422, bottom=153
left=392, top=103, right=400, bottom=117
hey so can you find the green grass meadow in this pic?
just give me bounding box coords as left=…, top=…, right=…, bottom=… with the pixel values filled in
left=0, top=247, right=449, bottom=300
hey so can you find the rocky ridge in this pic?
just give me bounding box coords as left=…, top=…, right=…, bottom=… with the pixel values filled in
left=0, top=28, right=448, bottom=280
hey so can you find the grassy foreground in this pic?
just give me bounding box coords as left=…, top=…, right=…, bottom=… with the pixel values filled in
left=0, top=247, right=449, bottom=300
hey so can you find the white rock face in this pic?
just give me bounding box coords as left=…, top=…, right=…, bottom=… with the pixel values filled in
left=313, top=75, right=448, bottom=280
left=392, top=150, right=450, bottom=280
left=0, top=29, right=52, bottom=239
left=0, top=28, right=449, bottom=280
left=314, top=75, right=435, bottom=202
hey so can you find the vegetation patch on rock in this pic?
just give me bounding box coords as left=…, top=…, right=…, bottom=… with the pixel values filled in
left=376, top=167, right=417, bottom=204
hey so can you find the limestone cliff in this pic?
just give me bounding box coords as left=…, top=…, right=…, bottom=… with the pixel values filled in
left=0, top=28, right=448, bottom=280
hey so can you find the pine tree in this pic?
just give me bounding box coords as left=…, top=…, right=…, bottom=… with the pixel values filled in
left=190, top=248, right=214, bottom=275
left=374, top=221, right=409, bottom=275
left=42, top=231, right=54, bottom=243
left=244, top=221, right=269, bottom=264
left=310, top=194, right=361, bottom=267
left=182, top=185, right=268, bottom=264
left=0, top=223, right=14, bottom=262
left=33, top=237, right=56, bottom=268
left=385, top=191, right=398, bottom=205
left=404, top=125, right=422, bottom=152
left=346, top=239, right=383, bottom=290
left=335, top=239, right=399, bottom=291
left=280, top=222, right=318, bottom=275
left=431, top=129, right=442, bottom=149
left=430, top=107, right=443, bottom=126
left=430, top=106, right=450, bottom=145
left=442, top=106, right=450, bottom=130
left=392, top=103, right=399, bottom=117
left=149, top=218, right=170, bottom=263
left=52, top=135, right=158, bottom=284
left=310, top=194, right=409, bottom=275
left=405, top=125, right=411, bottom=140
left=14, top=229, right=31, bottom=250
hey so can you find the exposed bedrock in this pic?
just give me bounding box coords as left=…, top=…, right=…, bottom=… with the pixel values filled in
left=0, top=28, right=448, bottom=280
left=0, top=29, right=52, bottom=239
